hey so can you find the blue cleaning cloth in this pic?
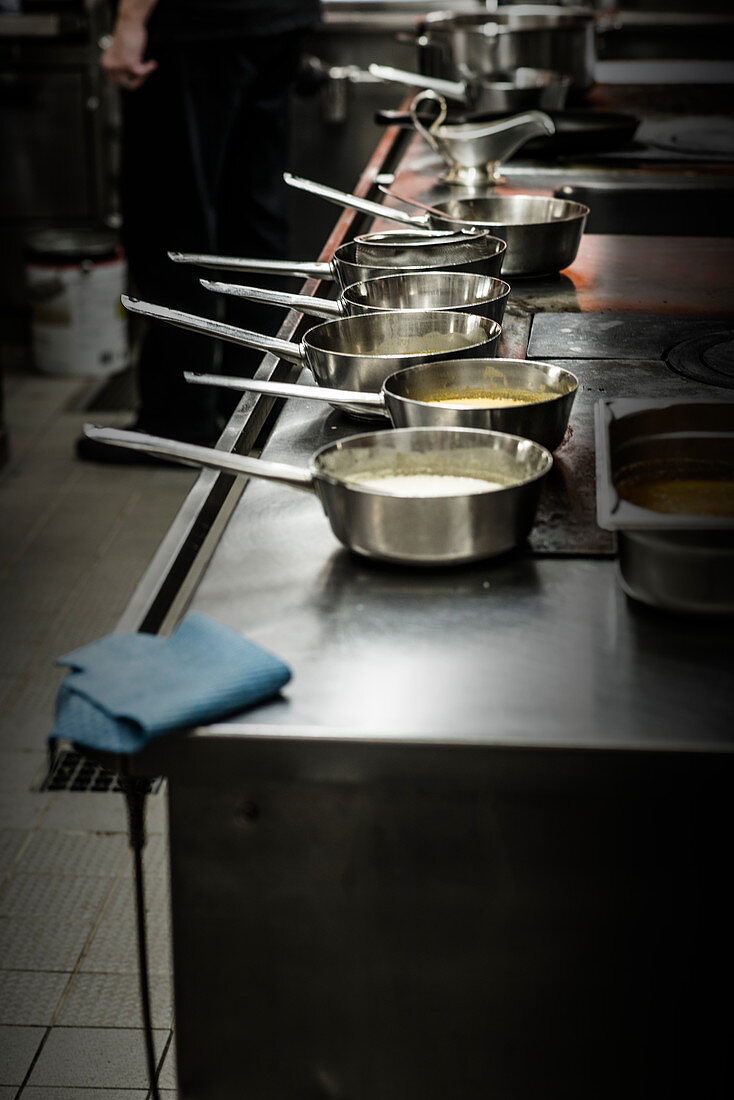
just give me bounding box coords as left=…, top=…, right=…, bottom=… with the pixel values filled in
left=49, top=612, right=291, bottom=755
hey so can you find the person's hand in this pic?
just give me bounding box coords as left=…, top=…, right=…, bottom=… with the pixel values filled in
left=101, top=18, right=157, bottom=91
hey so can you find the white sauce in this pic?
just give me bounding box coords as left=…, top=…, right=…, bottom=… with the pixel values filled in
left=430, top=395, right=531, bottom=409
left=344, top=472, right=503, bottom=496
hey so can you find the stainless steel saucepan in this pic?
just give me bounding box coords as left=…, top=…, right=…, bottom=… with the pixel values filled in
left=82, top=424, right=552, bottom=566
left=121, top=295, right=501, bottom=418
left=168, top=228, right=506, bottom=291
left=369, top=62, right=570, bottom=114
left=201, top=269, right=511, bottom=325
left=414, top=6, right=597, bottom=97
left=284, top=173, right=588, bottom=278
left=186, top=356, right=578, bottom=452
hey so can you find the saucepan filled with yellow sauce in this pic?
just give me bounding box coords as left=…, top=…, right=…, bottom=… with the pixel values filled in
left=595, top=398, right=734, bottom=614
left=185, top=357, right=578, bottom=452
left=82, top=425, right=552, bottom=566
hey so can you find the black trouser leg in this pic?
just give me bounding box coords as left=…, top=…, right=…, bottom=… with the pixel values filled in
left=119, top=31, right=306, bottom=439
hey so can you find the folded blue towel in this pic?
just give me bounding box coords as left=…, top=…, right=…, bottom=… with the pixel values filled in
left=49, top=612, right=291, bottom=755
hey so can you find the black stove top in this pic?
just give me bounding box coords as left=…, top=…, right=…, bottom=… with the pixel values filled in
left=667, top=329, right=734, bottom=389
left=527, top=314, right=734, bottom=368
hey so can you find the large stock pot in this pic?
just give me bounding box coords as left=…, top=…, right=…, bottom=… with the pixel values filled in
left=414, top=6, right=597, bottom=97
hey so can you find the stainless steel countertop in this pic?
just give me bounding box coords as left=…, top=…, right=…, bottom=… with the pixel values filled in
left=120, top=119, right=734, bottom=768
left=180, top=374, right=732, bottom=753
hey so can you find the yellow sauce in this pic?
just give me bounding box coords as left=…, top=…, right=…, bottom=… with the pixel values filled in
left=615, top=473, right=734, bottom=517
left=380, top=331, right=485, bottom=356
left=426, top=389, right=546, bottom=409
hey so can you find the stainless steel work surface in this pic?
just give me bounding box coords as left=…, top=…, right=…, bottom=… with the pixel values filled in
left=180, top=371, right=732, bottom=753
left=116, top=113, right=734, bottom=763
left=116, top=88, right=734, bottom=1100
left=527, top=313, right=734, bottom=360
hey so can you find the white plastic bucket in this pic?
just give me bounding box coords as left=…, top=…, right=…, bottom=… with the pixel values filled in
left=26, top=230, right=129, bottom=379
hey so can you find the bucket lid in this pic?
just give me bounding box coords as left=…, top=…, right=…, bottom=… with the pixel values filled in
left=25, top=228, right=120, bottom=263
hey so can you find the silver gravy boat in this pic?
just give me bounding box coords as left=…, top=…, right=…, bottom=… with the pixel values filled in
left=409, top=90, right=555, bottom=186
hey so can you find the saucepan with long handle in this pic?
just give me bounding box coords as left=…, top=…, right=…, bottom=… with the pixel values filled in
left=201, top=269, right=511, bottom=324
left=368, top=62, right=570, bottom=114
left=186, top=357, right=577, bottom=452
left=121, top=295, right=501, bottom=419
left=167, top=227, right=506, bottom=290
left=82, top=424, right=552, bottom=566
left=378, top=185, right=589, bottom=277
left=284, top=172, right=588, bottom=278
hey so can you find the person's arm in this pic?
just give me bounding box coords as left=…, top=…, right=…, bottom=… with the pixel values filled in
left=101, top=0, right=159, bottom=90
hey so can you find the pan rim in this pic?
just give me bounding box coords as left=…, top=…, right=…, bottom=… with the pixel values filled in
left=303, top=312, right=502, bottom=360
left=385, top=356, right=579, bottom=408
left=433, top=195, right=590, bottom=228
left=338, top=239, right=508, bottom=269
left=351, top=227, right=501, bottom=250
left=340, top=271, right=512, bottom=310
left=310, top=425, right=553, bottom=499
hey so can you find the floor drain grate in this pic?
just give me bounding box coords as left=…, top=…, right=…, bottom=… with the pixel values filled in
left=37, top=748, right=163, bottom=794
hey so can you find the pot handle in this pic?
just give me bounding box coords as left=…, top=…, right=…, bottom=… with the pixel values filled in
left=283, top=172, right=430, bottom=229
left=409, top=90, right=448, bottom=155
left=394, top=32, right=425, bottom=47
left=168, top=251, right=330, bottom=280
left=120, top=296, right=306, bottom=367
left=184, top=371, right=387, bottom=414
left=200, top=278, right=342, bottom=320
left=368, top=63, right=467, bottom=103
left=82, top=426, right=316, bottom=493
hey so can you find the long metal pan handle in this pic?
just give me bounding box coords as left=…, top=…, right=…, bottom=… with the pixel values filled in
left=283, top=171, right=430, bottom=230
left=168, top=250, right=330, bottom=280
left=82, top=426, right=315, bottom=493
left=200, top=278, right=342, bottom=320
left=184, top=371, right=387, bottom=414
left=121, top=295, right=305, bottom=367
left=368, top=63, right=468, bottom=103
left=376, top=186, right=460, bottom=225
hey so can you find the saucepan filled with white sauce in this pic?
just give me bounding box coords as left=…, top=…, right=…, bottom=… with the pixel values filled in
left=186, top=357, right=577, bottom=452
left=82, top=425, right=552, bottom=566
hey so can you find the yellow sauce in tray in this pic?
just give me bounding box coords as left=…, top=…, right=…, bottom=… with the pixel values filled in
left=425, top=389, right=546, bottom=409
left=615, top=473, right=734, bottom=517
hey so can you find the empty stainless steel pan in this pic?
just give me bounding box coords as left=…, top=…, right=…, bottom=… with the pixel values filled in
left=168, top=228, right=506, bottom=291
left=82, top=424, right=552, bottom=566
left=386, top=191, right=590, bottom=277
left=285, top=173, right=588, bottom=278
left=201, top=269, right=511, bottom=325
left=121, top=295, right=501, bottom=418
left=186, top=357, right=578, bottom=451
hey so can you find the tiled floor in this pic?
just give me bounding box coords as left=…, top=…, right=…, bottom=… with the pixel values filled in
left=0, top=358, right=195, bottom=1096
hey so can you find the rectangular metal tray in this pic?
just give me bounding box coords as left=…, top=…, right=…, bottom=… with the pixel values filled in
left=595, top=397, right=734, bottom=614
